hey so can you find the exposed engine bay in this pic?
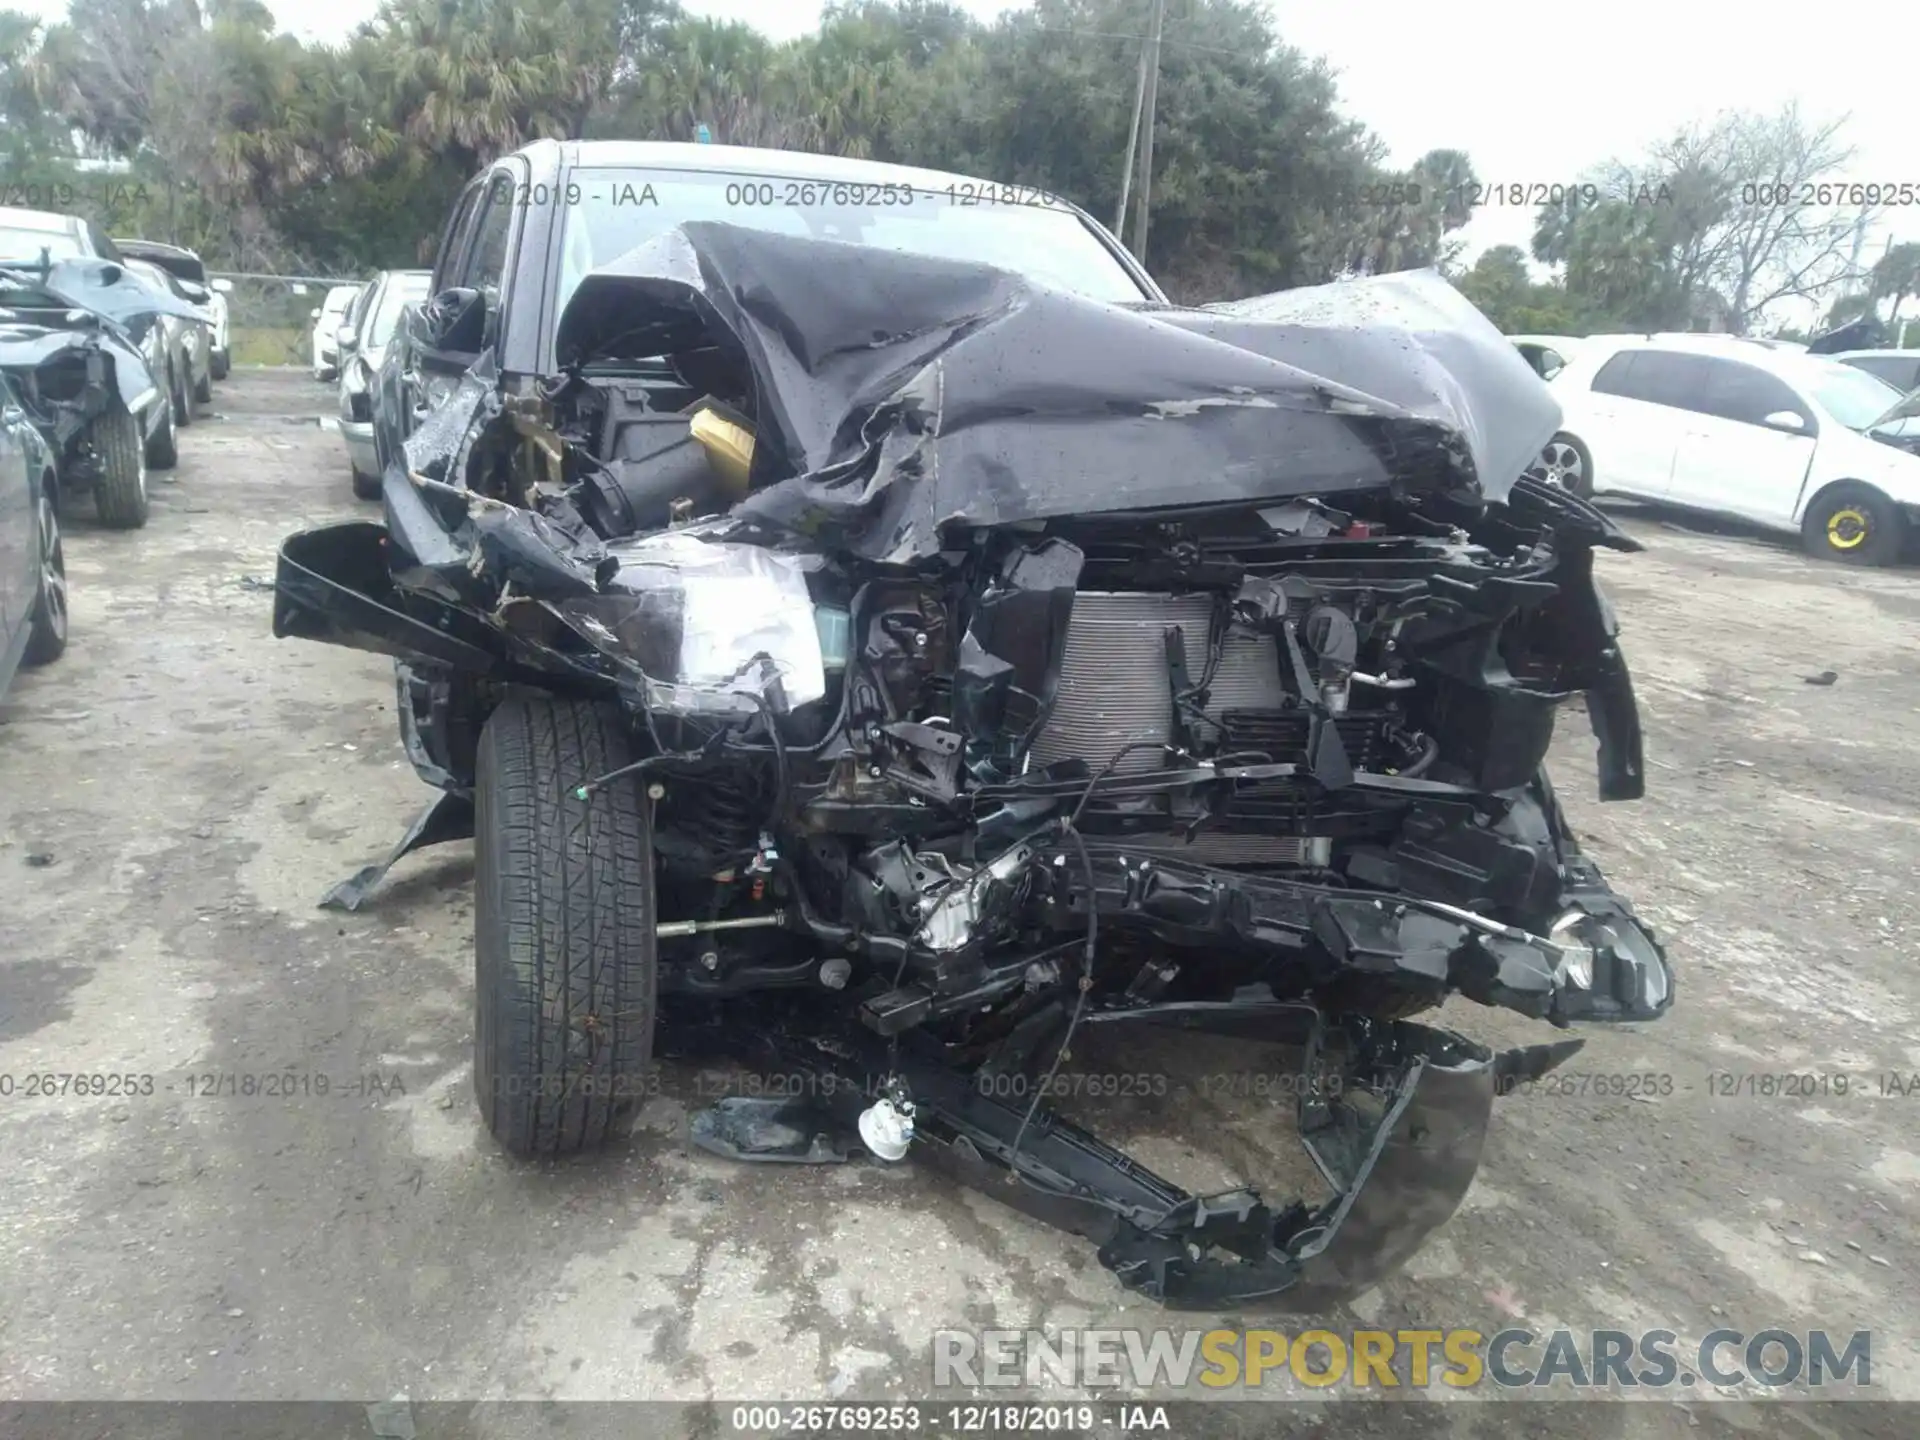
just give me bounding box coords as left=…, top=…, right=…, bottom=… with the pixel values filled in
left=274, top=223, right=1672, bottom=1308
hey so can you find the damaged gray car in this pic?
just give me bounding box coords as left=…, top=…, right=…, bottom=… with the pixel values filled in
left=273, top=145, right=1671, bottom=1310
left=0, top=258, right=203, bottom=528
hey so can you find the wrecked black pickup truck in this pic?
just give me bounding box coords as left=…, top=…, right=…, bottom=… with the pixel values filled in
left=274, top=193, right=1672, bottom=1309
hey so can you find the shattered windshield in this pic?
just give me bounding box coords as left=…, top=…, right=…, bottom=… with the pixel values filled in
left=552, top=164, right=1149, bottom=345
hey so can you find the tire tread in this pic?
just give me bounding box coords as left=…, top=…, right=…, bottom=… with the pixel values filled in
left=474, top=697, right=655, bottom=1157
left=89, top=405, right=148, bottom=529
left=23, top=484, right=66, bottom=666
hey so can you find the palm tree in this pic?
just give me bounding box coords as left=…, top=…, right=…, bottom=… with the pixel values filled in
left=1410, top=147, right=1475, bottom=233
left=1871, top=243, right=1920, bottom=346
left=374, top=0, right=620, bottom=173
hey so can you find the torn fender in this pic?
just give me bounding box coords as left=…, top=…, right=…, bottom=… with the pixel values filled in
left=272, top=521, right=503, bottom=671
left=0, top=266, right=167, bottom=416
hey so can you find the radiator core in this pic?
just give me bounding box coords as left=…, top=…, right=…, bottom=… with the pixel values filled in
left=1027, top=592, right=1288, bottom=776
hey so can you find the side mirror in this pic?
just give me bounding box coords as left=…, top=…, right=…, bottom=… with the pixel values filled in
left=420, top=286, right=486, bottom=354
left=179, top=281, right=209, bottom=303
left=210, top=278, right=233, bottom=294
left=337, top=326, right=358, bottom=351
left=1763, top=409, right=1807, bottom=432
left=310, top=307, right=321, bottom=320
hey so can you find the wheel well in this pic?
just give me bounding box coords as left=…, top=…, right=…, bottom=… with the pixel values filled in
left=1797, top=479, right=1893, bottom=527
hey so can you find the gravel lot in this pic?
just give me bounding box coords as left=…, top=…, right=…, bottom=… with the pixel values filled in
left=4, top=369, right=1919, bottom=1437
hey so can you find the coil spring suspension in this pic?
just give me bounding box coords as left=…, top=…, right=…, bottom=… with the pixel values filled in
left=681, top=774, right=762, bottom=874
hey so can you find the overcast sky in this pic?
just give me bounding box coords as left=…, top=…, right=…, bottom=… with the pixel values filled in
left=24, top=0, right=1920, bottom=275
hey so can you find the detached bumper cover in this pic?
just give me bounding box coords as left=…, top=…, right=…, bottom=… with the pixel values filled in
left=1105, top=1027, right=1498, bottom=1308
left=908, top=1019, right=1504, bottom=1310
left=681, top=1005, right=1584, bottom=1311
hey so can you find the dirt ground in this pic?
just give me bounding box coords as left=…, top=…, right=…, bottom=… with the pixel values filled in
left=3, top=369, right=1919, bottom=1438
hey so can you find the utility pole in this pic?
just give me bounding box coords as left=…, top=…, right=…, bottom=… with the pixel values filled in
left=1128, top=0, right=1166, bottom=263
left=1842, top=213, right=1870, bottom=291
left=1113, top=17, right=1152, bottom=243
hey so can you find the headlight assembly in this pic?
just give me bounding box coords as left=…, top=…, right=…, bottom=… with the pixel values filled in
left=551, top=531, right=827, bottom=718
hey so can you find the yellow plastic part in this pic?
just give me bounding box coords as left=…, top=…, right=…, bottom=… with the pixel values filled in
left=1826, top=507, right=1868, bottom=549
left=690, top=406, right=756, bottom=495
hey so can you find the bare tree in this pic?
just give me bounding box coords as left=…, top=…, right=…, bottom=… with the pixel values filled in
left=1543, top=105, right=1880, bottom=334
left=1691, top=103, right=1878, bottom=332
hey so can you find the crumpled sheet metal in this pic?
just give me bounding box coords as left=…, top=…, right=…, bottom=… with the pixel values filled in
left=1197, top=271, right=1559, bottom=504
left=555, top=222, right=1563, bottom=564
left=399, top=358, right=499, bottom=486
left=37, top=257, right=212, bottom=330
left=0, top=324, right=160, bottom=416
left=0, top=262, right=182, bottom=412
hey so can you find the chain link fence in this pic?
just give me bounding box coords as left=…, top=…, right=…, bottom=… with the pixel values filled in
left=212, top=270, right=367, bottom=368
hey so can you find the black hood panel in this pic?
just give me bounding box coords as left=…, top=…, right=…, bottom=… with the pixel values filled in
left=556, top=222, right=1560, bottom=564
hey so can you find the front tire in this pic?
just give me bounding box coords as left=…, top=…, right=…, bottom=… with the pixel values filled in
left=1801, top=484, right=1903, bottom=566
left=210, top=348, right=230, bottom=381
left=350, top=465, right=381, bottom=501
left=23, top=484, right=67, bottom=666
left=173, top=361, right=196, bottom=427
left=88, top=404, right=149, bottom=529
left=474, top=698, right=657, bottom=1158
left=193, top=367, right=212, bottom=405
left=145, top=387, right=178, bottom=470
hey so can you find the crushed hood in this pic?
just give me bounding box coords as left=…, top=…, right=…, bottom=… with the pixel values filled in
left=555, top=222, right=1560, bottom=564
left=0, top=265, right=163, bottom=405
left=32, top=258, right=209, bottom=332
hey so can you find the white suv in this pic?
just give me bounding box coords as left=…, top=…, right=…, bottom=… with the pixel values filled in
left=1536, top=334, right=1920, bottom=565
